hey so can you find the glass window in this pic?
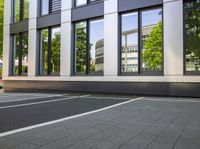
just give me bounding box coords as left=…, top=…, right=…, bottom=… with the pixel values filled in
left=141, top=8, right=163, bottom=72
left=41, top=0, right=49, bottom=15
left=40, top=0, right=61, bottom=15
left=121, top=12, right=138, bottom=73
left=120, top=7, right=163, bottom=75
left=89, top=19, right=104, bottom=74
left=51, top=27, right=61, bottom=75
left=75, top=22, right=87, bottom=74
left=39, top=27, right=60, bottom=76
left=76, top=0, right=87, bottom=6
left=74, top=18, right=104, bottom=75
left=13, top=0, right=29, bottom=22
left=39, top=29, right=49, bottom=75
left=12, top=32, right=28, bottom=76
left=184, top=0, right=200, bottom=73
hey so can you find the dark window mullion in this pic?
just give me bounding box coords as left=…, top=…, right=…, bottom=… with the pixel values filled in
left=49, top=0, right=52, bottom=14
left=18, top=33, right=23, bottom=75
left=138, top=10, right=142, bottom=74
left=48, top=27, right=52, bottom=75
left=86, top=20, right=90, bottom=74
left=20, top=0, right=24, bottom=21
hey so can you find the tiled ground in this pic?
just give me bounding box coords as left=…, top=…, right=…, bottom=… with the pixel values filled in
left=0, top=96, right=200, bottom=149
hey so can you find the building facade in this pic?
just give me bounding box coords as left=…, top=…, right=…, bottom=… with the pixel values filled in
left=3, top=0, right=200, bottom=97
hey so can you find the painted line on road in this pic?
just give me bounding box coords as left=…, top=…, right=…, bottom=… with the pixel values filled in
left=79, top=96, right=133, bottom=100
left=0, top=95, right=90, bottom=109
left=0, top=96, right=144, bottom=138
left=140, top=98, right=200, bottom=103
left=0, top=94, right=66, bottom=103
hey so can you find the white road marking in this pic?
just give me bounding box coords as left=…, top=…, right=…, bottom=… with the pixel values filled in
left=0, top=96, right=144, bottom=138
left=0, top=95, right=90, bottom=109
left=140, top=98, right=200, bottom=103
left=0, top=94, right=65, bottom=103
left=79, top=96, right=133, bottom=100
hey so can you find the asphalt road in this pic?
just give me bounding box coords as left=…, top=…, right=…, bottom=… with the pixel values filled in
left=0, top=94, right=130, bottom=133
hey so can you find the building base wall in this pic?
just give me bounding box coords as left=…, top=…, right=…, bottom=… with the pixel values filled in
left=3, top=80, right=200, bottom=97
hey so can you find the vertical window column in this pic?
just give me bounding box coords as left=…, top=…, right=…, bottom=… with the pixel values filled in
left=13, top=0, right=29, bottom=22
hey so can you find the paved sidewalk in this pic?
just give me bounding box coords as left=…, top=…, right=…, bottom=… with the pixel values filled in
left=0, top=97, right=200, bottom=149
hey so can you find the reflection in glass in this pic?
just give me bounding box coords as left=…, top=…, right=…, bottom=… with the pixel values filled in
left=41, top=0, right=49, bottom=15
left=51, top=27, right=61, bottom=75
left=23, top=0, right=29, bottom=19
left=14, top=0, right=20, bottom=22
left=40, top=29, right=49, bottom=75
left=141, top=8, right=163, bottom=72
left=75, top=22, right=87, bottom=74
left=13, top=34, right=20, bottom=75
left=185, top=0, right=200, bottom=72
left=21, top=32, right=28, bottom=75
left=76, top=0, right=87, bottom=6
left=121, top=12, right=138, bottom=73
left=89, top=19, right=104, bottom=74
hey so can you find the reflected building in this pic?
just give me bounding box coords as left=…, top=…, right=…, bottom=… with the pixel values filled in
left=95, top=39, right=104, bottom=72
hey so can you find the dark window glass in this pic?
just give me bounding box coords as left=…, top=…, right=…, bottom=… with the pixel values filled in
left=121, top=12, right=138, bottom=73
left=141, top=8, right=163, bottom=72
left=12, top=32, right=28, bottom=76
left=89, top=19, right=104, bottom=74
left=184, top=0, right=200, bottom=73
left=39, top=27, right=60, bottom=76
left=75, top=22, right=87, bottom=74
left=120, top=7, right=163, bottom=75
left=74, top=18, right=104, bottom=75
left=13, top=0, right=29, bottom=22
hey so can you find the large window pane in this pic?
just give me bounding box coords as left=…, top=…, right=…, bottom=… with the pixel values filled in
left=21, top=32, right=28, bottom=75
left=76, top=0, right=87, bottom=6
left=51, top=27, right=60, bottom=75
left=141, top=8, right=163, bottom=72
left=41, top=0, right=49, bottom=15
left=89, top=19, right=104, bottom=74
left=39, top=29, right=49, bottom=75
left=121, top=12, right=138, bottom=73
left=75, top=22, right=87, bottom=74
left=185, top=0, right=200, bottom=72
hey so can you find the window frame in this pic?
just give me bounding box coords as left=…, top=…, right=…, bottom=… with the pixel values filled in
left=119, top=6, right=164, bottom=76
left=73, top=17, right=104, bottom=76
left=13, top=0, right=29, bottom=23
left=38, top=25, right=61, bottom=76
left=183, top=0, right=200, bottom=75
left=40, top=0, right=61, bottom=16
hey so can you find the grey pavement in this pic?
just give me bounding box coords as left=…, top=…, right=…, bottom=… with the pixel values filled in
left=0, top=96, right=200, bottom=149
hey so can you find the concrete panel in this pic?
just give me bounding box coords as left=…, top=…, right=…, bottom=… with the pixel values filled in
left=104, top=0, right=118, bottom=14
left=164, top=0, right=184, bottom=76
left=3, top=0, right=12, bottom=25
left=61, top=10, right=71, bottom=24
left=60, top=22, right=72, bottom=76
left=3, top=35, right=11, bottom=78
left=104, top=13, right=118, bottom=76
left=29, top=0, right=38, bottom=19
left=62, top=0, right=72, bottom=11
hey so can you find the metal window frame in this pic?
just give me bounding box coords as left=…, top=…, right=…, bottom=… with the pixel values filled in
left=73, top=17, right=104, bottom=76
left=119, top=6, right=164, bottom=76
left=38, top=26, right=61, bottom=76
